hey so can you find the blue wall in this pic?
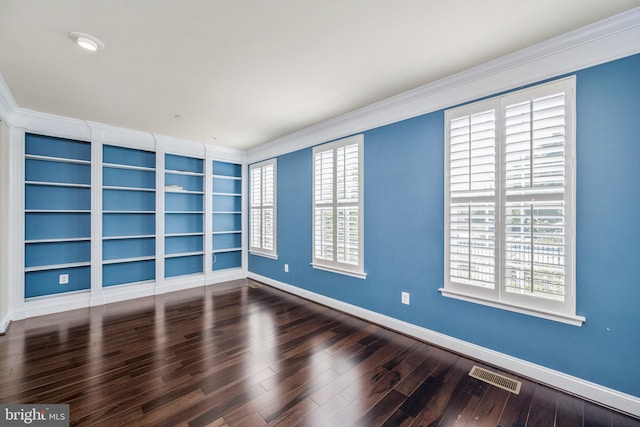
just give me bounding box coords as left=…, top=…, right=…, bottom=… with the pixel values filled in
left=249, top=53, right=640, bottom=397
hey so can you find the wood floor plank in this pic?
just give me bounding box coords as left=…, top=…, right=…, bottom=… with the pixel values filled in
left=526, top=385, right=559, bottom=427
left=354, top=389, right=407, bottom=427
left=406, top=357, right=474, bottom=426
left=0, top=279, right=636, bottom=427
left=556, top=391, right=584, bottom=427
left=467, top=378, right=510, bottom=426
left=611, top=410, right=640, bottom=427
left=585, top=399, right=614, bottom=427
left=298, top=393, right=352, bottom=427
left=426, top=369, right=487, bottom=426
left=393, top=346, right=450, bottom=397
left=496, top=376, right=537, bottom=427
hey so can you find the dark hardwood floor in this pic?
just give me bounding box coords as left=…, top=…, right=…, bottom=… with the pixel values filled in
left=1, top=279, right=638, bottom=426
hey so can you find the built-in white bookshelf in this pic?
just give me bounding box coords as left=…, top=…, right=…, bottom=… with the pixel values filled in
left=212, top=160, right=242, bottom=270
left=164, top=154, right=205, bottom=277
left=24, top=133, right=92, bottom=298
left=102, top=145, right=156, bottom=287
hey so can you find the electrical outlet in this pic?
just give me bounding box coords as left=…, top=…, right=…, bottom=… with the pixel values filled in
left=401, top=292, right=410, bottom=305
left=59, top=274, right=69, bottom=285
left=284, top=264, right=289, bottom=273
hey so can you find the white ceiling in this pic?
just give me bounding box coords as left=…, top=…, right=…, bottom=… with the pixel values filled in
left=1, top=1, right=638, bottom=150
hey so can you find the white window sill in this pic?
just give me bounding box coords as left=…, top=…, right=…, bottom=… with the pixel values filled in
left=439, top=288, right=585, bottom=327
left=311, top=262, right=367, bottom=279
left=249, top=250, right=278, bottom=260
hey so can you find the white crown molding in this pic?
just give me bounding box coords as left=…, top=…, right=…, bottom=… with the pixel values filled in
left=0, top=74, right=18, bottom=126
left=87, top=121, right=156, bottom=151
left=248, top=272, right=640, bottom=418
left=205, top=142, right=246, bottom=163
left=247, top=7, right=640, bottom=163
left=13, top=108, right=92, bottom=141
left=155, top=133, right=206, bottom=158
left=0, top=89, right=245, bottom=161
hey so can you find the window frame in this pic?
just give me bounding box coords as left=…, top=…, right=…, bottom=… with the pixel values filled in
left=249, top=158, right=277, bottom=259
left=311, top=134, right=366, bottom=279
left=441, top=77, right=584, bottom=326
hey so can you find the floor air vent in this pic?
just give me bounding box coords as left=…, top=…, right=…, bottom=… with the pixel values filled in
left=469, top=365, right=521, bottom=394
left=247, top=282, right=262, bottom=289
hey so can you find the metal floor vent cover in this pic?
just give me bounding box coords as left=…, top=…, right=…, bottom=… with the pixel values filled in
left=247, top=282, right=262, bottom=289
left=469, top=365, right=522, bottom=394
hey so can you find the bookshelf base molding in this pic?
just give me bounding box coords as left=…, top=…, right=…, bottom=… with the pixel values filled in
left=13, top=270, right=246, bottom=321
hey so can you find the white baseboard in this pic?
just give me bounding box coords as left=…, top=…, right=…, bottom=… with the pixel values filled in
left=157, top=269, right=245, bottom=295
left=156, top=274, right=207, bottom=295
left=96, top=282, right=157, bottom=306
left=0, top=312, right=11, bottom=335
left=11, top=269, right=247, bottom=321
left=18, top=291, right=91, bottom=319
left=248, top=272, right=640, bottom=418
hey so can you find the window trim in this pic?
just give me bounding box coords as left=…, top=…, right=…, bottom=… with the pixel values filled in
left=441, top=77, right=584, bottom=326
left=249, top=158, right=278, bottom=259
left=311, top=134, right=366, bottom=279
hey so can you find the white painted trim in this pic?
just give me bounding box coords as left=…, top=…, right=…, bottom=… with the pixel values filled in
left=439, top=289, right=585, bottom=327
left=205, top=143, right=245, bottom=164
left=0, top=74, right=17, bottom=126
left=12, top=269, right=246, bottom=320
left=13, top=108, right=92, bottom=142
left=91, top=140, right=103, bottom=300
left=88, top=121, right=156, bottom=151
left=209, top=269, right=246, bottom=286
left=0, top=120, right=11, bottom=331
left=310, top=263, right=367, bottom=279
left=157, top=274, right=206, bottom=294
left=241, top=163, right=249, bottom=274
left=20, top=292, right=91, bottom=319
left=157, top=134, right=206, bottom=158
left=0, top=313, right=11, bottom=335
left=247, top=272, right=640, bottom=418
left=250, top=251, right=278, bottom=260
left=158, top=269, right=245, bottom=295
left=247, top=7, right=640, bottom=163
left=95, top=282, right=156, bottom=306
left=1, top=107, right=244, bottom=164
left=204, top=157, right=214, bottom=277
left=156, top=143, right=166, bottom=284
left=11, top=129, right=25, bottom=316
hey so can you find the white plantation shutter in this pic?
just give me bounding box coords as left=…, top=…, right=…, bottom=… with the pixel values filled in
left=314, top=149, right=334, bottom=261
left=261, top=163, right=274, bottom=251
left=336, top=144, right=359, bottom=265
left=313, top=135, right=365, bottom=278
left=448, top=109, right=497, bottom=290
left=504, top=92, right=567, bottom=301
left=250, top=167, right=262, bottom=249
left=444, top=77, right=579, bottom=324
left=249, top=159, right=277, bottom=257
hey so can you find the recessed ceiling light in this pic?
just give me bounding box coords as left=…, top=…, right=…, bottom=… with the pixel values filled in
left=69, top=32, right=104, bottom=52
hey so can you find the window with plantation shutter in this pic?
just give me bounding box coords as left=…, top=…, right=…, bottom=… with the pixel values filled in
left=312, top=134, right=365, bottom=278
left=442, top=77, right=583, bottom=325
left=250, top=159, right=277, bottom=258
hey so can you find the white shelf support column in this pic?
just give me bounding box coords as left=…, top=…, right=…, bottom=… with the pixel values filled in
left=90, top=138, right=103, bottom=305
